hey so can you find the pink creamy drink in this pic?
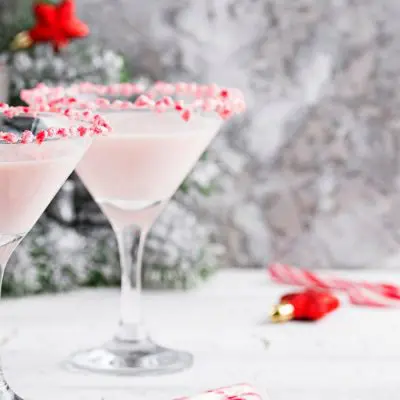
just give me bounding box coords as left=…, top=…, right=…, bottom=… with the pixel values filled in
left=76, top=111, right=222, bottom=230
left=0, top=139, right=89, bottom=235
left=0, top=105, right=110, bottom=399
left=20, top=81, right=245, bottom=376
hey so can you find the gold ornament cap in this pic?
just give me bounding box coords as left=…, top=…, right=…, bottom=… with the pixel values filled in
left=10, top=31, right=33, bottom=51
left=270, top=302, right=295, bottom=323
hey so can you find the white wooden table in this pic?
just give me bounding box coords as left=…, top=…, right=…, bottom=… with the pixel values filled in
left=1, top=269, right=400, bottom=400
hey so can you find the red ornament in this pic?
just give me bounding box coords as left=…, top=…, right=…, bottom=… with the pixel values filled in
left=14, top=0, right=89, bottom=52
left=270, top=289, right=340, bottom=322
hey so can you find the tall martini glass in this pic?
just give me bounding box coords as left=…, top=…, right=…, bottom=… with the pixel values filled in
left=22, top=82, right=246, bottom=376
left=0, top=104, right=109, bottom=400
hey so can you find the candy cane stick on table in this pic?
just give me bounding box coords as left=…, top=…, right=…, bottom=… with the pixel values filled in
left=175, top=384, right=263, bottom=400
left=268, top=263, right=400, bottom=308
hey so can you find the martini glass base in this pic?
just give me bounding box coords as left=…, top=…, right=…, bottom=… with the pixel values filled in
left=66, top=338, right=193, bottom=376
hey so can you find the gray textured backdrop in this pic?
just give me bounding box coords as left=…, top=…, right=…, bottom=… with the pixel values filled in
left=73, top=0, right=400, bottom=269
left=7, top=0, right=400, bottom=271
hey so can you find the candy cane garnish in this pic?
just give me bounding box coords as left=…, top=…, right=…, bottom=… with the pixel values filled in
left=268, top=263, right=400, bottom=308
left=21, top=81, right=246, bottom=122
left=174, top=384, right=262, bottom=400
left=0, top=104, right=111, bottom=144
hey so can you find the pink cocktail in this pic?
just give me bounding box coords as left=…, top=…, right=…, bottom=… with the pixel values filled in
left=0, top=105, right=109, bottom=400
left=22, top=82, right=246, bottom=376
left=77, top=111, right=221, bottom=231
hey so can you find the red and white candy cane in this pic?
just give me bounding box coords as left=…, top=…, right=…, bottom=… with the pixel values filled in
left=174, top=384, right=262, bottom=400
left=268, top=263, right=400, bottom=308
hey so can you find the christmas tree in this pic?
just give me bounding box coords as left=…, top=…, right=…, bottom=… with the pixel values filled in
left=0, top=0, right=221, bottom=295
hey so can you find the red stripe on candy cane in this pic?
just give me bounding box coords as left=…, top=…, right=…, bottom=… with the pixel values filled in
left=347, top=287, right=400, bottom=308
left=174, top=384, right=262, bottom=400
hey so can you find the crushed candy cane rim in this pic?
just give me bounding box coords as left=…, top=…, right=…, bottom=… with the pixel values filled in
left=0, top=103, right=111, bottom=144
left=20, top=81, right=246, bottom=121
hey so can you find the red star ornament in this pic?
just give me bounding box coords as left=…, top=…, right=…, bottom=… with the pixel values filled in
left=14, top=0, right=89, bottom=52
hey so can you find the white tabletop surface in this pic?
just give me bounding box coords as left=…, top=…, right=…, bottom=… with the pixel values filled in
left=1, top=268, right=400, bottom=400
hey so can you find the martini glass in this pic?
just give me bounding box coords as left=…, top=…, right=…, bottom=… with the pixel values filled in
left=0, top=105, right=109, bottom=400
left=21, top=82, right=246, bottom=376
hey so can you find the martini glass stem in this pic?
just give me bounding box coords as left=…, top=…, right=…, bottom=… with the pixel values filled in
left=0, top=236, right=24, bottom=400
left=114, top=225, right=148, bottom=342
left=0, top=266, right=12, bottom=400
